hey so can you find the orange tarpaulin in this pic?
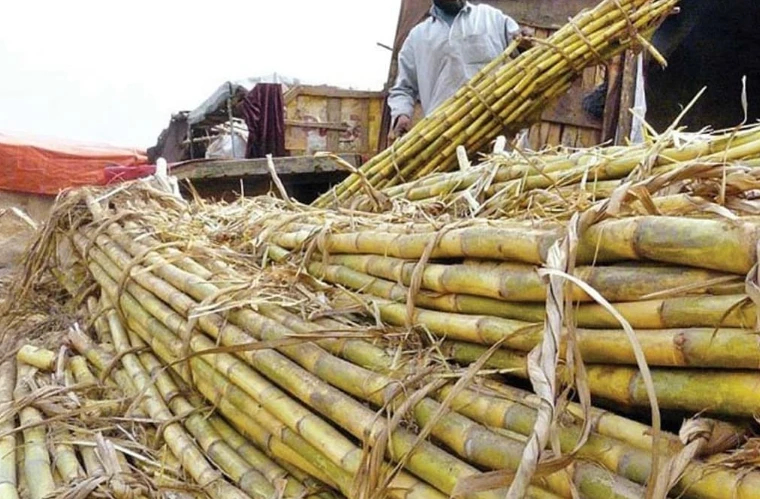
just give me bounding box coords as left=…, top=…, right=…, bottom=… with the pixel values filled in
left=0, top=132, right=148, bottom=195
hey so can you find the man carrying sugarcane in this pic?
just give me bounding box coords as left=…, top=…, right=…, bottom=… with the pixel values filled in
left=389, top=0, right=523, bottom=139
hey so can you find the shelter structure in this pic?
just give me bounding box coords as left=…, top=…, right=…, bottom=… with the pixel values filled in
left=150, top=76, right=385, bottom=203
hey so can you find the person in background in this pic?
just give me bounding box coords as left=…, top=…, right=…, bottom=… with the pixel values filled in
left=388, top=0, right=524, bottom=139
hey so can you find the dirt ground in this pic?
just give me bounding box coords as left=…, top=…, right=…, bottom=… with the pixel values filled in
left=0, top=190, right=54, bottom=276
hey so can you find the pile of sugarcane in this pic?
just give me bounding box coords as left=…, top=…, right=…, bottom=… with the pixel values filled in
left=2, top=181, right=759, bottom=499
left=313, top=0, right=679, bottom=208
left=342, top=123, right=760, bottom=217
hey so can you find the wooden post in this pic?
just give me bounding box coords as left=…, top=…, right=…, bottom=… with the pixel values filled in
left=227, top=82, right=237, bottom=158
left=187, top=122, right=194, bottom=160
left=615, top=50, right=638, bottom=144
left=326, top=98, right=342, bottom=152
left=359, top=98, right=371, bottom=156
left=601, top=55, right=624, bottom=143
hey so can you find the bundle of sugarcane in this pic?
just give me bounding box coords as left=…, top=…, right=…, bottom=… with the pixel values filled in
left=312, top=0, right=679, bottom=208
left=8, top=183, right=760, bottom=499
left=0, top=344, right=210, bottom=499
left=344, top=124, right=760, bottom=217
left=1, top=273, right=332, bottom=499
left=1, top=302, right=343, bottom=498
left=181, top=190, right=760, bottom=419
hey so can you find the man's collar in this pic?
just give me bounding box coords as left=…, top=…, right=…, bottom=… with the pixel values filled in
left=429, top=2, right=473, bottom=22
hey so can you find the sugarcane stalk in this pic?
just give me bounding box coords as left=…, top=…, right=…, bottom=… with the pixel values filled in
left=15, top=439, right=26, bottom=498
left=87, top=295, right=110, bottom=343
left=574, top=294, right=755, bottom=329
left=306, top=255, right=753, bottom=329
left=80, top=440, right=106, bottom=479
left=577, top=216, right=759, bottom=274
left=16, top=345, right=56, bottom=372
left=260, top=218, right=490, bottom=237
left=264, top=215, right=759, bottom=274
left=445, top=341, right=760, bottom=417
left=269, top=225, right=558, bottom=265
left=69, top=355, right=97, bottom=386
left=51, top=467, right=63, bottom=489
left=0, top=359, right=19, bottom=499
left=50, top=368, right=85, bottom=484
left=15, top=362, right=56, bottom=499
left=322, top=253, right=738, bottom=302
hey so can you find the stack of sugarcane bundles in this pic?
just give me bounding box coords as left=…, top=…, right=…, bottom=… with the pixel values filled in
left=346, top=124, right=760, bottom=217
left=5, top=183, right=759, bottom=499
left=312, top=0, right=679, bottom=208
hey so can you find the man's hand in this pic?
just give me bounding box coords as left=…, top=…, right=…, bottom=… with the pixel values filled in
left=517, top=26, right=535, bottom=50
left=392, top=115, right=412, bottom=141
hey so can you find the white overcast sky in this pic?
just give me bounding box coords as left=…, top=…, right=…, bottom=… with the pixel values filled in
left=0, top=1, right=402, bottom=149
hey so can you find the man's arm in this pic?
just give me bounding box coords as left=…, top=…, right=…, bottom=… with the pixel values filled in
left=504, top=15, right=521, bottom=45
left=388, top=36, right=418, bottom=138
